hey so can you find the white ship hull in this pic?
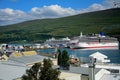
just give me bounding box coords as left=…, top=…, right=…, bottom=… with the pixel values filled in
left=69, top=42, right=119, bottom=49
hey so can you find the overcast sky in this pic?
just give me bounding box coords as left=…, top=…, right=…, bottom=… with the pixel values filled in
left=0, top=0, right=120, bottom=26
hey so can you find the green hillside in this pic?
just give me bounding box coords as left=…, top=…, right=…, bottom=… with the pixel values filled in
left=0, top=8, right=120, bottom=43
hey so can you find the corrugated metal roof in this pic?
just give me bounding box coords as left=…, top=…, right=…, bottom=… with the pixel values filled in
left=101, top=74, right=120, bottom=80
left=9, top=54, right=47, bottom=65
left=0, top=52, right=47, bottom=80
left=59, top=71, right=80, bottom=80
left=0, top=61, right=27, bottom=80
left=69, top=66, right=101, bottom=75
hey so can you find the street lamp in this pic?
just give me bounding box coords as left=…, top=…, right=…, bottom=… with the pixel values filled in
left=89, top=57, right=96, bottom=80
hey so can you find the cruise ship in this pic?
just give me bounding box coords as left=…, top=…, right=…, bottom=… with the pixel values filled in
left=68, top=32, right=119, bottom=49
left=44, top=37, right=70, bottom=48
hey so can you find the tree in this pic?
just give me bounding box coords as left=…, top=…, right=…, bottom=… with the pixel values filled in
left=61, top=50, right=70, bottom=70
left=22, top=63, right=41, bottom=80
left=22, top=59, right=61, bottom=80
left=57, top=50, right=70, bottom=70
left=40, top=59, right=61, bottom=80
left=57, top=49, right=62, bottom=65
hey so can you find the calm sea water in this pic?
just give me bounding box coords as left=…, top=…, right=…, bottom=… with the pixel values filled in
left=37, top=48, right=120, bottom=64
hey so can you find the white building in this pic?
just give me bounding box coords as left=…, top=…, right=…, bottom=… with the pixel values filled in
left=69, top=66, right=111, bottom=80
left=89, top=51, right=110, bottom=63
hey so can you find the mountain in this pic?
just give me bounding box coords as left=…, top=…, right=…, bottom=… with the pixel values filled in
left=0, top=8, right=120, bottom=43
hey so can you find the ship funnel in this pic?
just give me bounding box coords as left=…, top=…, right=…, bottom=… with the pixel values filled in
left=100, top=32, right=105, bottom=37
left=80, top=32, right=83, bottom=37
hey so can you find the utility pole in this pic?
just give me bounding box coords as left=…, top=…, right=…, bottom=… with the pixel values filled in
left=89, top=57, right=96, bottom=80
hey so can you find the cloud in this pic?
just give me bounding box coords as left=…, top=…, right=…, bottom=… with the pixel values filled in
left=0, top=1, right=119, bottom=26
left=79, top=3, right=105, bottom=13
left=0, top=5, right=78, bottom=25
left=88, top=3, right=105, bottom=11
left=0, top=8, right=33, bottom=25
left=103, top=0, right=120, bottom=8
left=0, top=8, right=26, bottom=20
left=29, top=5, right=76, bottom=19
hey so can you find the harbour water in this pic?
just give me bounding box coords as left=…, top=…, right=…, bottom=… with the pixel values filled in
left=37, top=48, right=120, bottom=64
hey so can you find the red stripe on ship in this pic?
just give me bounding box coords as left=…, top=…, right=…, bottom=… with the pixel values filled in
left=81, top=46, right=118, bottom=48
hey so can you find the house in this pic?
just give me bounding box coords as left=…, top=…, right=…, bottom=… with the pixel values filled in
left=0, top=50, right=48, bottom=80
left=69, top=66, right=110, bottom=80
left=89, top=51, right=110, bottom=63
left=9, top=51, right=47, bottom=66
